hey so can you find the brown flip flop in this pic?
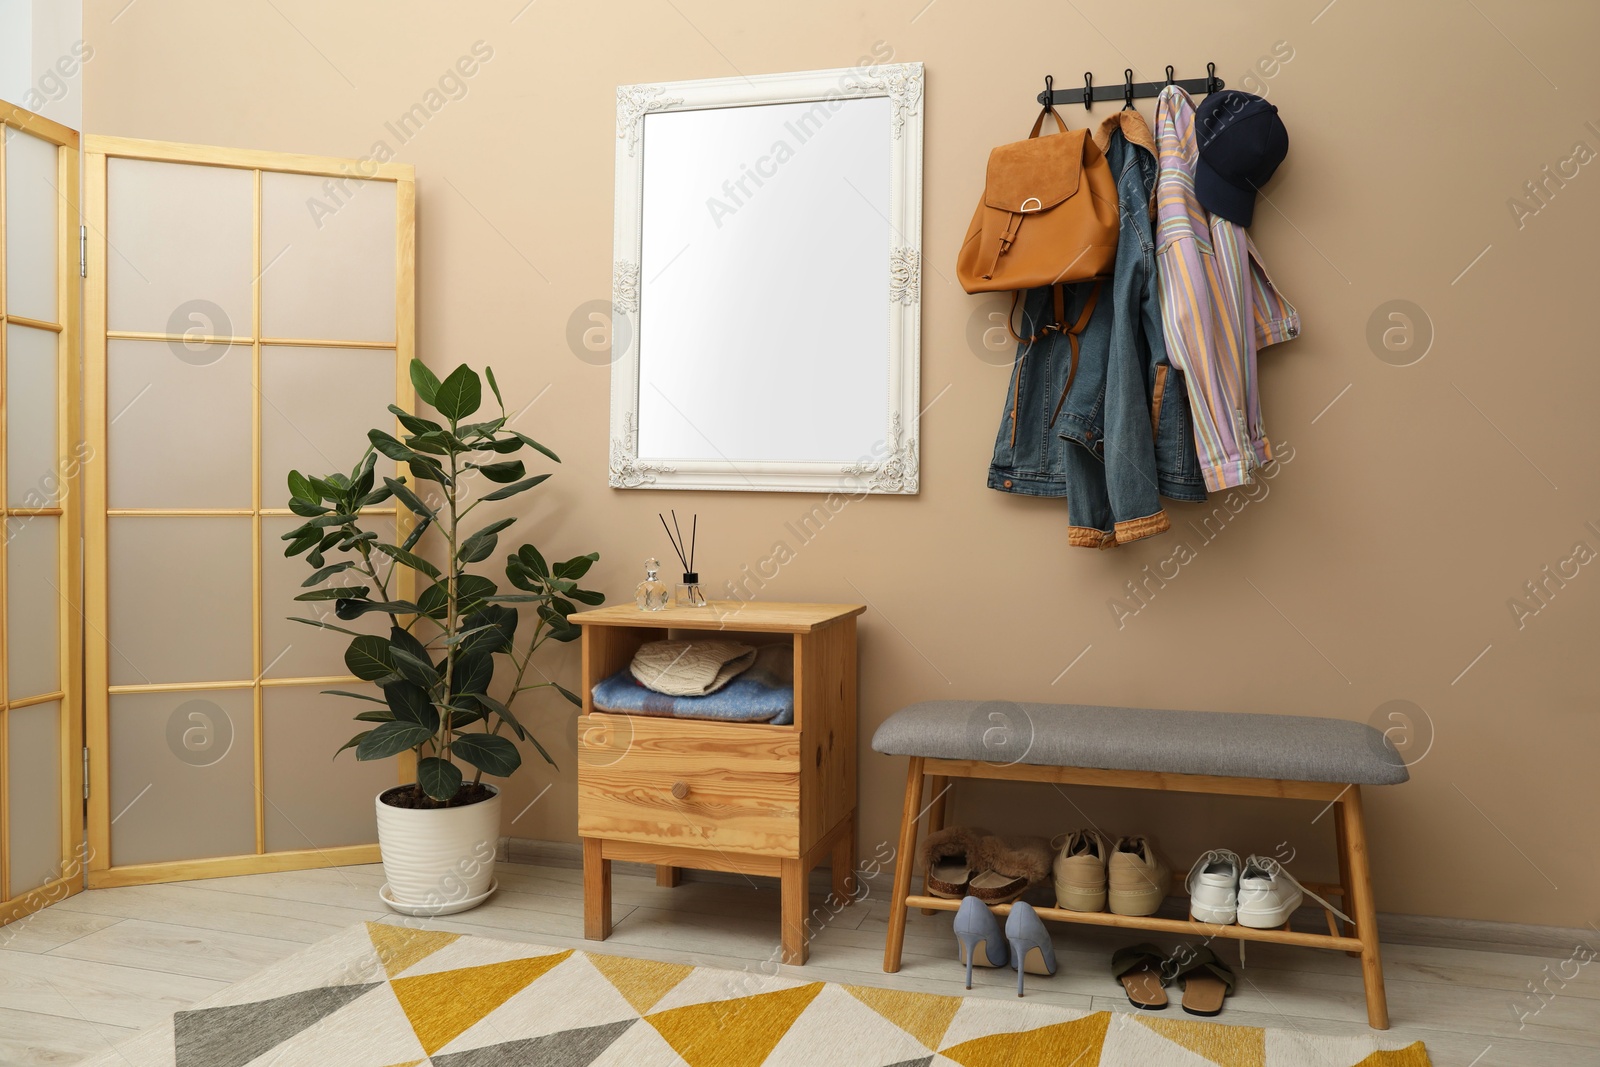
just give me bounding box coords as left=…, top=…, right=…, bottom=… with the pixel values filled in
left=1111, top=943, right=1169, bottom=1010
left=1172, top=946, right=1235, bottom=1017
left=921, top=826, right=988, bottom=899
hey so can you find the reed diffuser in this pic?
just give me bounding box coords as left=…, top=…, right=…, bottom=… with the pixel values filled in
left=659, top=510, right=708, bottom=608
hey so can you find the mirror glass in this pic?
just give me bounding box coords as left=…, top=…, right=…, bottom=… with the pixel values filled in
left=611, top=65, right=923, bottom=494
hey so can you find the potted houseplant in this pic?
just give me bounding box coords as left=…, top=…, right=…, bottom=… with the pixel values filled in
left=283, top=359, right=603, bottom=915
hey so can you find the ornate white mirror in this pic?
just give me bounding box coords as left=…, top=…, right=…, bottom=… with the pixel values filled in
left=610, top=63, right=923, bottom=494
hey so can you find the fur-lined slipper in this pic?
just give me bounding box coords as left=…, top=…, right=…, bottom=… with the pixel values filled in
left=968, top=834, right=1053, bottom=905
left=921, top=826, right=989, bottom=899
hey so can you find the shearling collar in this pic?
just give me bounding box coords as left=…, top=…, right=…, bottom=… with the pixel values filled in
left=1094, top=109, right=1157, bottom=157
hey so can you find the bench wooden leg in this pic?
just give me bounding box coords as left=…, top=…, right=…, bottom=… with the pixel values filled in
left=919, top=774, right=950, bottom=915
left=583, top=838, right=612, bottom=941
left=655, top=865, right=681, bottom=887
left=781, top=856, right=810, bottom=965
left=884, top=756, right=924, bottom=973
left=1333, top=799, right=1360, bottom=957
left=1338, top=785, right=1389, bottom=1029
left=831, top=814, right=857, bottom=906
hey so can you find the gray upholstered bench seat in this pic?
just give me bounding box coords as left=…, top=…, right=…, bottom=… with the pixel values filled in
left=871, top=700, right=1409, bottom=786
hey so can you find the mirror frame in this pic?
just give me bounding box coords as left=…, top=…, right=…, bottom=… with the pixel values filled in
left=609, top=63, right=924, bottom=494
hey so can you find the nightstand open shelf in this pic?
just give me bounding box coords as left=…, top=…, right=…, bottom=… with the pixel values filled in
left=573, top=601, right=863, bottom=964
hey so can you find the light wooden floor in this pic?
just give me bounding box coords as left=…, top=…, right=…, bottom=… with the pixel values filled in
left=0, top=856, right=1594, bottom=1066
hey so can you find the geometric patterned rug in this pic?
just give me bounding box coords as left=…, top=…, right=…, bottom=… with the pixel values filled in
left=81, top=922, right=1432, bottom=1066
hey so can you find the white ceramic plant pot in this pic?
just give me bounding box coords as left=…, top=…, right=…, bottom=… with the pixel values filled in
left=375, top=784, right=501, bottom=916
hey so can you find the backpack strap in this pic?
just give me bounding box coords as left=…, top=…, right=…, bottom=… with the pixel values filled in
left=1006, top=281, right=1102, bottom=446
left=1049, top=282, right=1101, bottom=429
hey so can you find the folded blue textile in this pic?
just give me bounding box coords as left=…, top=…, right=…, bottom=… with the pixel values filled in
left=591, top=645, right=795, bottom=725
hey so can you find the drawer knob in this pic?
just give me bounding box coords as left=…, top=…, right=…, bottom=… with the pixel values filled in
left=671, top=781, right=690, bottom=800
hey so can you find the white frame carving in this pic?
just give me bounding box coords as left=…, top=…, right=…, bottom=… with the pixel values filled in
left=610, top=63, right=924, bottom=494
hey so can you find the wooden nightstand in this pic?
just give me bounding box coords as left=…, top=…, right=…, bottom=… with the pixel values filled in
left=573, top=600, right=863, bottom=964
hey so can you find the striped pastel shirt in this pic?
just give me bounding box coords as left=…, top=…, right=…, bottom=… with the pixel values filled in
left=1153, top=86, right=1300, bottom=492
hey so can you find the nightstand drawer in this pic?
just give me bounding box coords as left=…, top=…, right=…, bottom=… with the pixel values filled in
left=576, top=714, right=801, bottom=856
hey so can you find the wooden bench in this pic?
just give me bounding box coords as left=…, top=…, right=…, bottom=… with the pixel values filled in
left=871, top=700, right=1410, bottom=1029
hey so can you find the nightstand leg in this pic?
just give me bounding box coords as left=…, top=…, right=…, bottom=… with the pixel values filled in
left=831, top=817, right=857, bottom=906
left=655, top=865, right=682, bottom=887
left=781, top=857, right=810, bottom=965
left=583, top=838, right=611, bottom=941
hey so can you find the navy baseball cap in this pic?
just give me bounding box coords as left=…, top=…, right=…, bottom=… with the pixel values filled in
left=1194, top=90, right=1288, bottom=227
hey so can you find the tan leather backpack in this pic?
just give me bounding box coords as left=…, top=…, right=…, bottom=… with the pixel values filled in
left=957, top=107, right=1120, bottom=338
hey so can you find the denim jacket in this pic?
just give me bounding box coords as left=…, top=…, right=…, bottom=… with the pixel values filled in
left=988, top=111, right=1206, bottom=548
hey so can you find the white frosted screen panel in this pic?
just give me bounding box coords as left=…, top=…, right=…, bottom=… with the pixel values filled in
left=107, top=339, right=252, bottom=509
left=108, top=690, right=256, bottom=866
left=260, top=346, right=396, bottom=493
left=105, top=157, right=254, bottom=338
left=108, top=517, right=253, bottom=685
left=6, top=323, right=59, bottom=506
left=6, top=701, right=63, bottom=894
left=4, top=129, right=58, bottom=323
left=261, top=515, right=392, bottom=680
left=260, top=172, right=396, bottom=343
left=7, top=516, right=60, bottom=699
left=636, top=98, right=890, bottom=463
left=263, top=685, right=390, bottom=852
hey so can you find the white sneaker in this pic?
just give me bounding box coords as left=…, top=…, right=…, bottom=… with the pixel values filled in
left=1185, top=849, right=1241, bottom=924
left=1236, top=855, right=1352, bottom=929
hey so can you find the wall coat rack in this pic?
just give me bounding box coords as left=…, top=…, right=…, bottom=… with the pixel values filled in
left=1037, top=64, right=1225, bottom=109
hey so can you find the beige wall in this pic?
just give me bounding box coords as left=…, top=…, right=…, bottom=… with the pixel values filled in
left=85, top=0, right=1599, bottom=927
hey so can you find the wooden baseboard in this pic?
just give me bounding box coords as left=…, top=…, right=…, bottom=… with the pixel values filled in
left=498, top=838, right=1595, bottom=960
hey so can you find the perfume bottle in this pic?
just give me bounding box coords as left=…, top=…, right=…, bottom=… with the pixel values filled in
left=635, top=557, right=669, bottom=611
left=675, top=572, right=708, bottom=608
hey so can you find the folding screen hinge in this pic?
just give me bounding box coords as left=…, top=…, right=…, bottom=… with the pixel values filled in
left=79, top=226, right=87, bottom=278
left=83, top=747, right=90, bottom=798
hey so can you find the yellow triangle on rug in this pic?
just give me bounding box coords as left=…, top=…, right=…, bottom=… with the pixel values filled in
left=390, top=951, right=572, bottom=1054
left=588, top=951, right=695, bottom=1014
left=646, top=983, right=824, bottom=1066
left=941, top=1013, right=1111, bottom=1066
left=365, top=921, right=462, bottom=979
left=842, top=983, right=962, bottom=1050
left=1139, top=1012, right=1266, bottom=1066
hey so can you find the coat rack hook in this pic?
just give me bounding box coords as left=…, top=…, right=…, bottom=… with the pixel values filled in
left=1206, top=61, right=1219, bottom=94
left=1123, top=68, right=1135, bottom=109
left=1044, top=73, right=1054, bottom=102
left=1165, top=64, right=1176, bottom=87
left=1082, top=71, right=1094, bottom=109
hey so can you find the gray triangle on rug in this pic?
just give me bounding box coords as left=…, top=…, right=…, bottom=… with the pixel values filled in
left=428, top=1019, right=637, bottom=1067
left=173, top=983, right=380, bottom=1067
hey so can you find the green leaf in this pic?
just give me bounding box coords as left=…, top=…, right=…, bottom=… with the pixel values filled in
left=466, top=459, right=525, bottom=484
left=289, top=616, right=363, bottom=637
left=334, top=598, right=423, bottom=620
left=390, top=646, right=441, bottom=688
left=416, top=756, right=462, bottom=801
left=372, top=542, right=441, bottom=581
left=409, top=360, right=441, bottom=406
left=382, top=681, right=439, bottom=730
left=321, top=689, right=387, bottom=704
left=451, top=654, right=494, bottom=697
left=294, top=585, right=371, bottom=602
left=407, top=458, right=451, bottom=486
left=484, top=365, right=504, bottom=411
left=384, top=477, right=437, bottom=519
left=460, top=605, right=518, bottom=655
left=389, top=404, right=443, bottom=437
left=389, top=625, right=433, bottom=666
left=356, top=720, right=433, bottom=760
left=287, top=470, right=316, bottom=503
left=368, top=429, right=416, bottom=463
left=458, top=518, right=515, bottom=564
left=344, top=634, right=395, bottom=681
left=566, top=587, right=605, bottom=606
left=335, top=730, right=371, bottom=758
left=283, top=528, right=322, bottom=557
left=433, top=364, right=482, bottom=421
left=554, top=552, right=599, bottom=581
left=553, top=682, right=582, bottom=707
left=466, top=692, right=526, bottom=741
left=353, top=709, right=395, bottom=723
left=511, top=431, right=560, bottom=463
left=455, top=574, right=497, bottom=613
left=450, top=733, right=521, bottom=777
left=481, top=473, right=550, bottom=501
left=401, top=515, right=432, bottom=552
left=358, top=483, right=394, bottom=508
left=288, top=498, right=329, bottom=518
left=517, top=544, right=549, bottom=577
left=484, top=436, right=524, bottom=454
left=301, top=561, right=357, bottom=587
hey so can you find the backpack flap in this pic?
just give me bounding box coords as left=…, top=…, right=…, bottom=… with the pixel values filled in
left=974, top=130, right=1086, bottom=280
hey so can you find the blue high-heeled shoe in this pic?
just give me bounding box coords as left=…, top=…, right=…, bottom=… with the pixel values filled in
left=1005, top=901, right=1057, bottom=997
left=953, top=896, right=1008, bottom=989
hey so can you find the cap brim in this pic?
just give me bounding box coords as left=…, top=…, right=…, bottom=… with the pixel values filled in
left=1195, top=154, right=1255, bottom=227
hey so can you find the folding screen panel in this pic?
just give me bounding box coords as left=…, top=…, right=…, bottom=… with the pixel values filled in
left=0, top=99, right=83, bottom=924
left=83, top=137, right=414, bottom=886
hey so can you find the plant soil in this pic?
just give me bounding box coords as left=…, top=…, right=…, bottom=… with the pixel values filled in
left=380, top=782, right=496, bottom=810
